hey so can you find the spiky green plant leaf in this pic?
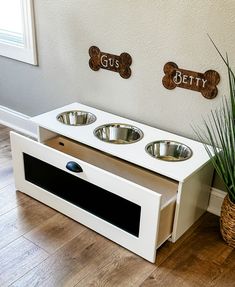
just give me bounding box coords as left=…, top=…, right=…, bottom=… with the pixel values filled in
left=195, top=38, right=235, bottom=203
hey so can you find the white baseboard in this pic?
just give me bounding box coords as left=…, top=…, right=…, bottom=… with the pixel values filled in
left=0, top=105, right=37, bottom=138
left=207, top=187, right=227, bottom=216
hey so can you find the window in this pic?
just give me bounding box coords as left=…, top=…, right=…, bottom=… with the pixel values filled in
left=0, top=0, right=37, bottom=65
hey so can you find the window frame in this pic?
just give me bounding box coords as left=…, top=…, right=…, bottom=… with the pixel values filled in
left=0, top=0, right=37, bottom=65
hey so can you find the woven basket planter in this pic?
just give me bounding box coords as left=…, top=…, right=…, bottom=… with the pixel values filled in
left=220, top=195, right=235, bottom=248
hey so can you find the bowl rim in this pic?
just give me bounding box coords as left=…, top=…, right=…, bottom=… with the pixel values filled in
left=93, top=123, right=144, bottom=144
left=56, top=110, right=97, bottom=126
left=145, top=140, right=193, bottom=162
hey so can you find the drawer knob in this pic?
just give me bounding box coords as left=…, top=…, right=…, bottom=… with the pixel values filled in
left=66, top=161, right=83, bottom=173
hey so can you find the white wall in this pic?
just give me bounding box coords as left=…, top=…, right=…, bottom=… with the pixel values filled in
left=0, top=0, right=235, bottom=140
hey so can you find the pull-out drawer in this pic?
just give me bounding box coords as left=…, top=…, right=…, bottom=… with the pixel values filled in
left=10, top=132, right=177, bottom=262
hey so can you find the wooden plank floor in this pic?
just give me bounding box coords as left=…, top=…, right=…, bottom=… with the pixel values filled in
left=0, top=124, right=234, bottom=287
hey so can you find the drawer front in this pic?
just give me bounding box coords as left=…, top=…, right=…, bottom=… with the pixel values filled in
left=11, top=132, right=161, bottom=262
left=23, top=153, right=141, bottom=237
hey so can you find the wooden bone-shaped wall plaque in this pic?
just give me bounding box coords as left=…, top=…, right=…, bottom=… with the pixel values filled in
left=89, top=46, right=132, bottom=79
left=162, top=62, right=220, bottom=99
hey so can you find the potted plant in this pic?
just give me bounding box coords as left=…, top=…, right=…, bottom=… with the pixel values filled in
left=195, top=38, right=235, bottom=247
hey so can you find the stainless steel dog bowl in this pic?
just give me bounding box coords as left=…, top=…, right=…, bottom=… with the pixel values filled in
left=145, top=140, right=192, bottom=161
left=57, top=110, right=96, bottom=126
left=94, top=123, right=144, bottom=144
